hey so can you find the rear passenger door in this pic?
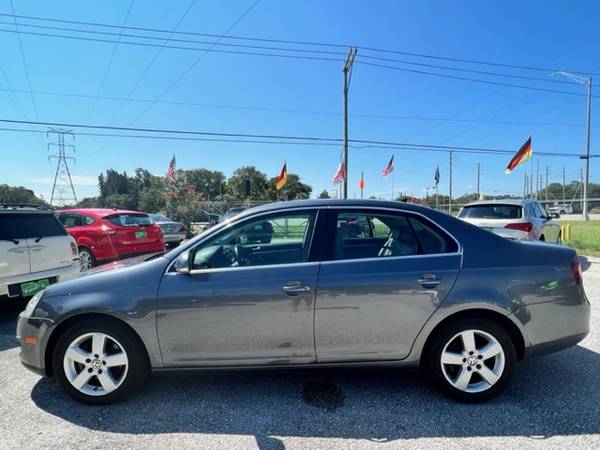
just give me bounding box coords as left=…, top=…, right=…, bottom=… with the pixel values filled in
left=314, top=208, right=462, bottom=363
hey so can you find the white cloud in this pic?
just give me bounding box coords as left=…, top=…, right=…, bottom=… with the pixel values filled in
left=27, top=175, right=98, bottom=186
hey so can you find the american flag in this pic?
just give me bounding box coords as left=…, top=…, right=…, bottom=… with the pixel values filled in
left=333, top=161, right=346, bottom=183
left=166, top=155, right=176, bottom=180
left=381, top=155, right=394, bottom=177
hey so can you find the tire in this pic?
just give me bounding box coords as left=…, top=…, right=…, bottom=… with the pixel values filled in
left=426, top=318, right=516, bottom=403
left=52, top=318, right=150, bottom=405
left=78, top=247, right=96, bottom=272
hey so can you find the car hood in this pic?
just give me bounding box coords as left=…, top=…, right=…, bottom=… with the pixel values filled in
left=83, top=252, right=164, bottom=275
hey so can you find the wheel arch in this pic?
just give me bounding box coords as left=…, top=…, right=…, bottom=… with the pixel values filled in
left=420, top=309, right=526, bottom=368
left=44, top=312, right=149, bottom=377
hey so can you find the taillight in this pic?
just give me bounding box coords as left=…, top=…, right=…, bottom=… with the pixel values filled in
left=505, top=222, right=533, bottom=232
left=70, top=241, right=79, bottom=260
left=570, top=259, right=582, bottom=285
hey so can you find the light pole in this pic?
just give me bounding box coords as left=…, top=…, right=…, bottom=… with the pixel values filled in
left=551, top=71, right=592, bottom=220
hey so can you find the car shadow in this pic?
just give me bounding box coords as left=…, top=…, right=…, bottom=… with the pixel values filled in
left=0, top=300, right=23, bottom=351
left=31, top=345, right=600, bottom=447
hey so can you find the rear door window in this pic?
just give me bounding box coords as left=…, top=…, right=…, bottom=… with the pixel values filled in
left=408, top=216, right=459, bottom=254
left=0, top=213, right=67, bottom=240
left=458, top=204, right=522, bottom=219
left=105, top=214, right=153, bottom=227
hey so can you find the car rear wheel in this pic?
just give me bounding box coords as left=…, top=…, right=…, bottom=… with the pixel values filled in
left=79, top=247, right=96, bottom=272
left=426, top=319, right=516, bottom=403
left=52, top=319, right=149, bottom=404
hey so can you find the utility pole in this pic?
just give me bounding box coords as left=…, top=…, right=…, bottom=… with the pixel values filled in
left=342, top=46, right=357, bottom=200
left=48, top=128, right=77, bottom=207
left=551, top=71, right=592, bottom=220
left=562, top=166, right=566, bottom=204
left=535, top=158, right=540, bottom=199
left=477, top=162, right=481, bottom=199
left=545, top=166, right=549, bottom=201
left=448, top=151, right=453, bottom=214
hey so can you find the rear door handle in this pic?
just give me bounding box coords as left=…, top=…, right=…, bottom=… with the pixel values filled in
left=282, top=282, right=311, bottom=295
left=417, top=274, right=445, bottom=287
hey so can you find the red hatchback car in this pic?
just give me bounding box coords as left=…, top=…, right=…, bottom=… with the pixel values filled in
left=57, top=208, right=165, bottom=271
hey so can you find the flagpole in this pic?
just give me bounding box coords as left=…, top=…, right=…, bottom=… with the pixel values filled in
left=391, top=170, right=395, bottom=201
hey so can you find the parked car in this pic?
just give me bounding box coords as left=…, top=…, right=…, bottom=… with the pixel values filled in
left=458, top=199, right=561, bottom=243
left=148, top=214, right=186, bottom=247
left=1, top=204, right=79, bottom=299
left=218, top=207, right=246, bottom=223
left=548, top=203, right=573, bottom=215
left=18, top=199, right=589, bottom=404
left=56, top=208, right=165, bottom=271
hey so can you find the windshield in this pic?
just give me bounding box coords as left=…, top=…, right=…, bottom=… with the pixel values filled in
left=459, top=204, right=522, bottom=220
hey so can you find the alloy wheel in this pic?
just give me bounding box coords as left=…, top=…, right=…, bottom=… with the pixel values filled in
left=62, top=332, right=129, bottom=397
left=79, top=250, right=93, bottom=272
left=440, top=329, right=505, bottom=393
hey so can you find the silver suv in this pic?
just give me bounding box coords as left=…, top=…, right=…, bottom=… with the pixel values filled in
left=458, top=199, right=561, bottom=243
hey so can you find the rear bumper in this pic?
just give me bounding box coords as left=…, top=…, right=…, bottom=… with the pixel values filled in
left=162, top=232, right=186, bottom=244
left=16, top=313, right=53, bottom=377
left=521, top=290, right=591, bottom=358
left=0, top=263, right=80, bottom=297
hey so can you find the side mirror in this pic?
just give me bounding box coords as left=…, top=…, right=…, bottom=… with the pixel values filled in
left=174, top=251, right=191, bottom=274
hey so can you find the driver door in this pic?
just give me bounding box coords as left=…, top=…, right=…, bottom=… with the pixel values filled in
left=156, top=209, right=320, bottom=367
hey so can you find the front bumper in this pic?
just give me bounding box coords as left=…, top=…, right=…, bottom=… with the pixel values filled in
left=16, top=313, right=54, bottom=376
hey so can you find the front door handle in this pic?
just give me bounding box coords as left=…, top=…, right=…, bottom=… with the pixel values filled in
left=282, top=282, right=311, bottom=295
left=417, top=274, right=445, bottom=288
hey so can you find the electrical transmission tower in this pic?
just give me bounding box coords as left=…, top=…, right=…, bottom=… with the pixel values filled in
left=48, top=128, right=77, bottom=207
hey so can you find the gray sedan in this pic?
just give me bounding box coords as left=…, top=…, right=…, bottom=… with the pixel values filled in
left=17, top=199, right=590, bottom=404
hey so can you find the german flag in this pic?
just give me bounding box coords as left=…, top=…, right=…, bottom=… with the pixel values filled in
left=505, top=137, right=532, bottom=174
left=276, top=162, right=287, bottom=190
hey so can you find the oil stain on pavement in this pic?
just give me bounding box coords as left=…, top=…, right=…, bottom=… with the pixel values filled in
left=302, top=381, right=345, bottom=411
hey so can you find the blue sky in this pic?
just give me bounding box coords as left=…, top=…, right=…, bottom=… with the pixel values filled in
left=1, top=0, right=599, bottom=202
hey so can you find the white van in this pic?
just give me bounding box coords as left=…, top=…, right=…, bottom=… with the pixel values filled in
left=0, top=204, right=80, bottom=298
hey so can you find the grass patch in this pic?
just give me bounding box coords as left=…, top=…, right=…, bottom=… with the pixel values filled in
left=559, top=220, right=600, bottom=257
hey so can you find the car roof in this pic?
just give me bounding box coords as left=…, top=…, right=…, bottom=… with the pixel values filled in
left=462, top=199, right=534, bottom=207
left=58, top=208, right=148, bottom=218
left=234, top=198, right=433, bottom=218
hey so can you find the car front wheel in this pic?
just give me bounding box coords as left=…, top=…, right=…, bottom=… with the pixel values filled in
left=426, top=319, right=516, bottom=403
left=52, top=319, right=149, bottom=404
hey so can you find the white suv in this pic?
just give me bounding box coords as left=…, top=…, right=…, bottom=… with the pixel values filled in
left=0, top=204, right=80, bottom=299
left=458, top=199, right=561, bottom=243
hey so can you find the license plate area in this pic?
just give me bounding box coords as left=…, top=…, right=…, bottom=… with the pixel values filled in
left=7, top=277, right=58, bottom=298
left=135, top=231, right=148, bottom=239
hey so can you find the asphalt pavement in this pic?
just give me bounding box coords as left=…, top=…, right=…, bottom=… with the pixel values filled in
left=0, top=259, right=599, bottom=449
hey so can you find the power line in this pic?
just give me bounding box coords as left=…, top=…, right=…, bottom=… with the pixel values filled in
left=0, top=27, right=342, bottom=63
left=86, top=0, right=135, bottom=120
left=102, top=0, right=198, bottom=126
left=0, top=117, right=594, bottom=158
left=357, top=61, right=593, bottom=98
left=131, top=0, right=262, bottom=124
left=8, top=1, right=39, bottom=120
left=3, top=86, right=599, bottom=128
left=0, top=25, right=594, bottom=98
left=2, top=11, right=600, bottom=77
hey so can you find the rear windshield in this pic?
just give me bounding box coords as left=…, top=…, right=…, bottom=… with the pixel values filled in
left=0, top=213, right=67, bottom=240
left=459, top=204, right=522, bottom=219
left=105, top=214, right=153, bottom=227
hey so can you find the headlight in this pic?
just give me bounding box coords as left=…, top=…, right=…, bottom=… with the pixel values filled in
left=22, top=291, right=44, bottom=318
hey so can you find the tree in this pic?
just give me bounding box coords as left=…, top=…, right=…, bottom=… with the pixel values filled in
left=318, top=189, right=330, bottom=199
left=267, top=173, right=312, bottom=200
left=178, top=169, right=226, bottom=200
left=0, top=184, right=48, bottom=206
left=226, top=166, right=269, bottom=200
